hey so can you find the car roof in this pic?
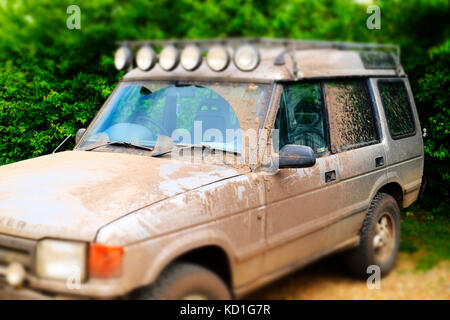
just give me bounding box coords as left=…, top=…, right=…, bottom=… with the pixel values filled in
left=121, top=38, right=403, bottom=83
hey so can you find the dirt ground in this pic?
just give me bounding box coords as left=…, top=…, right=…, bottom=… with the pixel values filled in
left=246, top=252, right=450, bottom=300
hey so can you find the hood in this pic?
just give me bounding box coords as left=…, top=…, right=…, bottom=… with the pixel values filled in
left=0, top=151, right=247, bottom=241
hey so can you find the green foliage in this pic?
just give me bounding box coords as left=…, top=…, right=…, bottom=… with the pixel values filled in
left=401, top=205, right=450, bottom=269
left=0, top=0, right=448, bottom=212
left=0, top=56, right=117, bottom=163
left=410, top=41, right=450, bottom=208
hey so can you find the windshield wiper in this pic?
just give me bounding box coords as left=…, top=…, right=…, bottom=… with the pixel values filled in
left=152, top=144, right=239, bottom=157
left=84, top=141, right=153, bottom=152
left=152, top=144, right=211, bottom=157
left=151, top=135, right=238, bottom=158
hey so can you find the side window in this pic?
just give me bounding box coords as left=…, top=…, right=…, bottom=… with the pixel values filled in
left=324, top=80, right=378, bottom=152
left=378, top=80, right=415, bottom=138
left=274, top=83, right=328, bottom=154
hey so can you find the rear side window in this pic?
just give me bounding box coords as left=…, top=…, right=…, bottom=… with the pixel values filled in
left=324, top=80, right=378, bottom=151
left=360, top=51, right=396, bottom=69
left=378, top=81, right=415, bottom=138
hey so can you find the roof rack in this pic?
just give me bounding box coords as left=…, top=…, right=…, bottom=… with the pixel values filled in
left=118, top=37, right=399, bottom=58
left=117, top=38, right=402, bottom=76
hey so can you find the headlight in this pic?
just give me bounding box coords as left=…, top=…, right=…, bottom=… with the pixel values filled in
left=36, top=239, right=87, bottom=281
left=233, top=44, right=260, bottom=71
left=180, top=44, right=202, bottom=71
left=136, top=45, right=156, bottom=71
left=114, top=46, right=132, bottom=71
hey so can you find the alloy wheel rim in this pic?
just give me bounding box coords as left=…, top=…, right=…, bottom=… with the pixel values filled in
left=182, top=293, right=208, bottom=300
left=373, top=212, right=395, bottom=262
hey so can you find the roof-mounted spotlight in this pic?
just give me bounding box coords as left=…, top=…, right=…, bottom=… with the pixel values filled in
left=234, top=44, right=260, bottom=71
left=114, top=46, right=132, bottom=71
left=159, top=45, right=179, bottom=71
left=181, top=45, right=202, bottom=71
left=136, top=45, right=156, bottom=71
left=206, top=45, right=230, bottom=72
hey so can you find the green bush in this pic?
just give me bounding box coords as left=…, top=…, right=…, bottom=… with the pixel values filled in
left=0, top=58, right=117, bottom=163
left=410, top=41, right=450, bottom=211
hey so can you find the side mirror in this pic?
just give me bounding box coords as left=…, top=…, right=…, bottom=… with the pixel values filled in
left=75, top=128, right=86, bottom=145
left=278, top=144, right=316, bottom=168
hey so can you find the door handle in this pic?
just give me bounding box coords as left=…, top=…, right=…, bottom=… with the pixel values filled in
left=375, top=156, right=385, bottom=167
left=325, top=170, right=336, bottom=183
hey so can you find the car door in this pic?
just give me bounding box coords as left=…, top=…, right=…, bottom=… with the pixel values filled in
left=263, top=82, right=345, bottom=275
left=323, top=79, right=388, bottom=235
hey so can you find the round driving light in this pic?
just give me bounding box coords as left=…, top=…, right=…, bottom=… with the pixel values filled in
left=206, top=45, right=230, bottom=72
left=181, top=45, right=202, bottom=71
left=114, top=46, right=132, bottom=71
left=136, top=45, right=156, bottom=71
left=159, top=45, right=179, bottom=71
left=234, top=44, right=260, bottom=71
left=6, top=262, right=26, bottom=287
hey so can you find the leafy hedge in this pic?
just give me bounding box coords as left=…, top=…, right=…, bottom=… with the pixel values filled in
left=408, top=40, right=450, bottom=211
left=0, top=0, right=448, bottom=210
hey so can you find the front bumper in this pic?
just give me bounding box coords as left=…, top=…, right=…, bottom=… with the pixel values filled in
left=0, top=265, right=125, bottom=299
left=0, top=275, right=127, bottom=300
left=0, top=280, right=126, bottom=300
left=0, top=284, right=62, bottom=300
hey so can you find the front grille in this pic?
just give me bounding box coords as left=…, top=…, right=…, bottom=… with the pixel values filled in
left=0, top=234, right=36, bottom=272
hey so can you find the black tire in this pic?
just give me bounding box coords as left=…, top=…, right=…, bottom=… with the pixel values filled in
left=344, top=192, right=401, bottom=278
left=131, top=262, right=232, bottom=300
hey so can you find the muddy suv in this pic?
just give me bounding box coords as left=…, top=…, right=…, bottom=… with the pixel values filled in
left=0, top=39, right=423, bottom=299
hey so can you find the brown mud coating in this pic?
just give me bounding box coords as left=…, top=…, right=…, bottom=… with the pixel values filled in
left=324, top=81, right=377, bottom=151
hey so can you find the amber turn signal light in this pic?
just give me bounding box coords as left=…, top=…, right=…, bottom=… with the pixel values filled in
left=89, top=243, right=124, bottom=278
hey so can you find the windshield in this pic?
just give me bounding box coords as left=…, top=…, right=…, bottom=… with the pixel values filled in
left=78, top=81, right=271, bottom=154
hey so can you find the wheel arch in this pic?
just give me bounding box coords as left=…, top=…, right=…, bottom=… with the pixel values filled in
left=170, top=245, right=233, bottom=288
left=139, top=231, right=236, bottom=292
left=376, top=182, right=403, bottom=209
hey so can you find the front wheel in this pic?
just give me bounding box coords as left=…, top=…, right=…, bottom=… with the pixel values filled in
left=131, top=262, right=231, bottom=300
left=344, top=192, right=401, bottom=277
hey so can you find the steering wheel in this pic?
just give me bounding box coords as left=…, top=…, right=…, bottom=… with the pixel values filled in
left=134, top=116, right=170, bottom=136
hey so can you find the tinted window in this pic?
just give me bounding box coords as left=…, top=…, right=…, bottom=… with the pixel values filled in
left=360, top=51, right=396, bottom=69
left=378, top=81, right=415, bottom=138
left=274, top=83, right=328, bottom=154
left=324, top=80, right=378, bottom=151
